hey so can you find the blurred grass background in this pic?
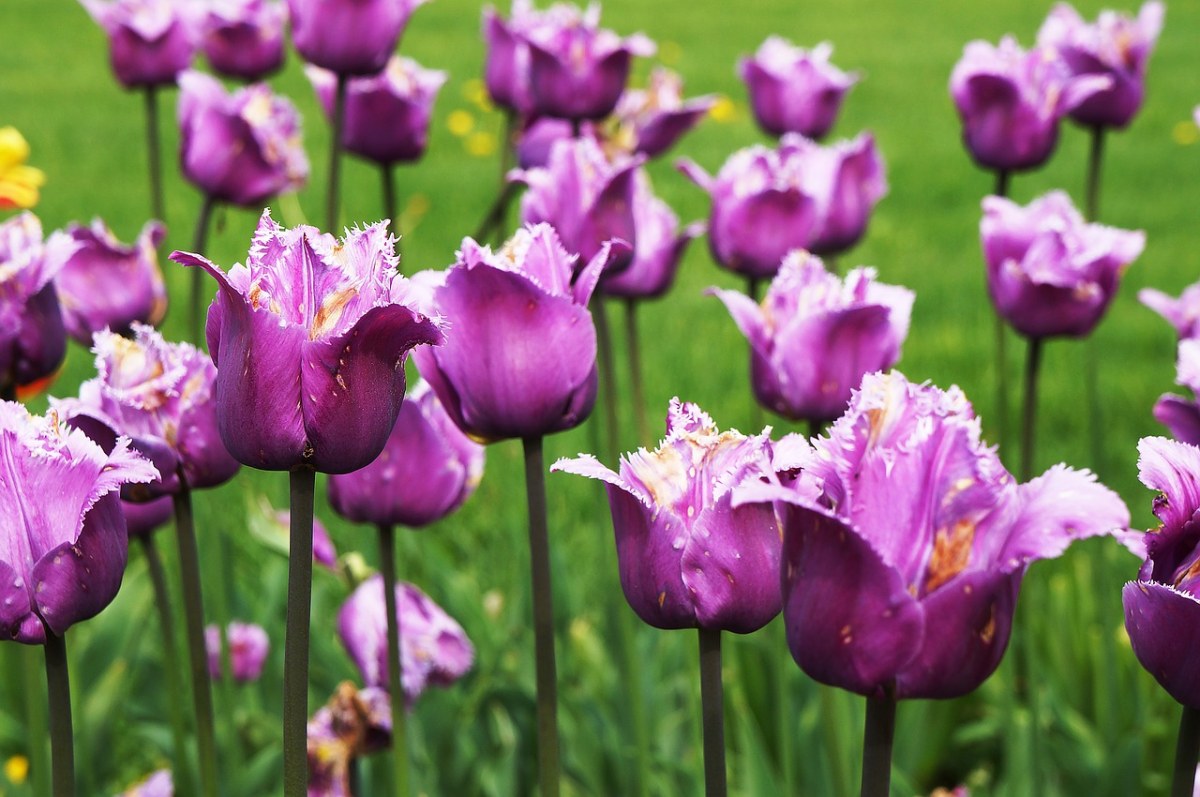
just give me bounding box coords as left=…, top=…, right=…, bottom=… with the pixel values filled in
left=2, top=0, right=1200, bottom=794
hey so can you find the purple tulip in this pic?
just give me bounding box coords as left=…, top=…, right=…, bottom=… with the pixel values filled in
left=739, top=37, right=858, bottom=139
left=1122, top=436, right=1200, bottom=707
left=171, top=211, right=444, bottom=473
left=0, top=400, right=158, bottom=644
left=177, top=70, right=308, bottom=207
left=981, top=190, right=1144, bottom=339
left=0, top=213, right=74, bottom=397
left=119, top=770, right=174, bottom=797
left=481, top=0, right=541, bottom=113
left=206, top=621, right=270, bottom=682
left=307, top=56, right=447, bottom=165
left=339, top=575, right=474, bottom=703
left=1152, top=339, right=1200, bottom=446
left=611, top=67, right=715, bottom=158
left=711, top=251, right=914, bottom=424
left=805, top=132, right=888, bottom=256
left=553, top=399, right=787, bottom=633
left=1141, top=280, right=1200, bottom=340
left=328, top=380, right=484, bottom=528
left=740, top=371, right=1128, bottom=699
left=80, top=0, right=195, bottom=89
left=307, top=683, right=392, bottom=796
left=949, top=36, right=1111, bottom=172
left=1037, top=2, right=1165, bottom=129
left=122, top=495, right=173, bottom=539
left=412, top=224, right=623, bottom=442
left=514, top=116, right=590, bottom=170
left=57, top=218, right=168, bottom=345
left=286, top=0, right=426, bottom=76
left=201, top=0, right=287, bottom=82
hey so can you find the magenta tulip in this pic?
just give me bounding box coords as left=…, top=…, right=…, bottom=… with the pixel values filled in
left=1152, top=339, right=1200, bottom=447
left=1141, top=280, right=1200, bottom=340
left=286, top=0, right=426, bottom=76
left=739, top=37, right=858, bottom=139
left=80, top=0, right=195, bottom=88
left=206, top=621, right=270, bottom=682
left=201, top=0, right=287, bottom=82
left=611, top=67, right=715, bottom=159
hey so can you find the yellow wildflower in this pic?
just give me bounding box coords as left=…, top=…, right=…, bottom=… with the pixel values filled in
left=0, top=127, right=46, bottom=210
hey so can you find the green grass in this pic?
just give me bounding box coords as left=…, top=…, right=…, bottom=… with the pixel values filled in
left=2, top=0, right=1200, bottom=794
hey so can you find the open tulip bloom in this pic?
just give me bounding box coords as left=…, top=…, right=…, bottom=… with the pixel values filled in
left=739, top=37, right=859, bottom=140
left=609, top=67, right=715, bottom=159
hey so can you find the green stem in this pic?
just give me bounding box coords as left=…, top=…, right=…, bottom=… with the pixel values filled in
left=593, top=297, right=620, bottom=463
left=1085, top=126, right=1105, bottom=223
left=283, top=467, right=316, bottom=797
left=992, top=168, right=1011, bottom=457
left=145, top=86, right=165, bottom=223
left=523, top=436, right=560, bottom=797
left=326, top=74, right=348, bottom=232
left=43, top=629, right=74, bottom=797
left=623, top=299, right=650, bottom=447
left=1083, top=126, right=1106, bottom=478
left=381, top=164, right=401, bottom=267
left=1020, top=336, right=1043, bottom=483
left=173, top=479, right=219, bottom=797
left=859, top=691, right=896, bottom=797
left=994, top=168, right=1011, bottom=200
left=698, top=628, right=726, bottom=797
left=191, top=195, right=216, bottom=347
left=379, top=524, right=410, bottom=796
left=20, top=644, right=50, bottom=797
left=1171, top=705, right=1200, bottom=797
left=746, top=276, right=762, bottom=303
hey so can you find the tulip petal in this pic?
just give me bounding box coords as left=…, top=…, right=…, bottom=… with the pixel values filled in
left=0, top=559, right=34, bottom=642
left=1124, top=580, right=1200, bottom=708
left=709, top=288, right=769, bottom=354
left=1154, top=395, right=1200, bottom=447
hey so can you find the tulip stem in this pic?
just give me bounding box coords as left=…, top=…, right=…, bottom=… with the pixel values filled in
left=746, top=277, right=762, bottom=303
left=172, top=478, right=220, bottom=797
left=1085, top=126, right=1105, bottom=222
left=1020, top=336, right=1043, bottom=482
left=381, top=164, right=402, bottom=266
left=698, top=628, right=726, bottom=797
left=859, top=690, right=896, bottom=797
left=994, top=168, right=1010, bottom=200
left=593, top=298, right=620, bottom=463
left=1083, top=125, right=1106, bottom=478
left=1171, top=705, right=1200, bottom=797
left=522, top=435, right=561, bottom=797
left=623, top=299, right=650, bottom=447
left=43, top=629, right=74, bottom=797
left=284, top=466, right=316, bottom=797
left=991, top=168, right=1011, bottom=458
left=144, top=86, right=165, bottom=223
left=378, top=523, right=410, bottom=797
left=139, top=535, right=197, bottom=797
left=326, top=74, right=348, bottom=232
left=191, top=195, right=217, bottom=346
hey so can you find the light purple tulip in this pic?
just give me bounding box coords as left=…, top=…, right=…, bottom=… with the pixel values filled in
left=0, top=213, right=74, bottom=397
left=328, top=380, right=484, bottom=528
left=981, top=190, right=1144, bottom=339
left=611, top=67, right=715, bottom=158
left=412, top=224, right=623, bottom=442
left=118, top=769, right=174, bottom=797
left=339, top=575, right=473, bottom=703
left=177, top=70, right=308, bottom=207
left=1142, top=279, right=1200, bottom=340
left=57, top=218, right=168, bottom=345
left=949, top=36, right=1111, bottom=172
left=286, top=0, right=426, bottom=77
left=80, top=0, right=195, bottom=89
left=739, top=37, right=858, bottom=139
left=738, top=371, right=1128, bottom=699
left=0, top=400, right=158, bottom=644
left=1123, top=436, right=1200, bottom=708
left=307, top=56, right=447, bottom=166
left=171, top=211, right=444, bottom=473
left=205, top=621, right=270, bottom=682
left=711, top=251, right=914, bottom=424
left=1037, top=2, right=1165, bottom=129
left=307, top=683, right=392, bottom=797
left=805, top=132, right=888, bottom=256
left=1152, top=339, right=1200, bottom=446
left=201, top=0, right=287, bottom=82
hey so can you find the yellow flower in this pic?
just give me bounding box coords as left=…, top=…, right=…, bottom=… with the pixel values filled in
left=0, top=127, right=46, bottom=210
left=447, top=110, right=475, bottom=138
left=4, top=754, right=29, bottom=784
left=465, top=131, right=498, bottom=158
left=708, top=96, right=737, bottom=124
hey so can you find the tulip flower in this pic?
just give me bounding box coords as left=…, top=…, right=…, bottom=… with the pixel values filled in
left=56, top=219, right=168, bottom=345
left=514, top=116, right=594, bottom=169
left=1142, top=279, right=1200, bottom=340
left=609, top=67, right=715, bottom=159
left=0, top=127, right=46, bottom=211
left=307, top=683, right=393, bottom=795
left=1152, top=339, right=1200, bottom=447
left=200, top=0, right=287, bottom=82
left=79, top=0, right=194, bottom=89
left=287, top=0, right=424, bottom=77
left=711, top=250, right=914, bottom=425
left=482, top=0, right=535, bottom=114
left=739, top=37, right=858, bottom=139
left=206, top=621, right=270, bottom=682
left=600, top=171, right=701, bottom=301
left=122, top=495, right=173, bottom=538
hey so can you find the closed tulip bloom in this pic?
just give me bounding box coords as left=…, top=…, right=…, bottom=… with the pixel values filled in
left=412, top=224, right=623, bottom=442
left=553, top=399, right=785, bottom=633
left=0, top=400, right=158, bottom=644
left=1142, top=279, right=1200, bottom=340
left=171, top=211, right=444, bottom=473
left=80, top=0, right=195, bottom=89
left=610, top=67, right=715, bottom=159
left=599, top=170, right=701, bottom=300
left=744, top=371, right=1128, bottom=699
left=57, top=218, right=168, bottom=345
left=201, top=0, right=287, bottom=82
left=339, top=575, right=474, bottom=703
left=328, top=380, right=484, bottom=528
left=1152, top=339, right=1200, bottom=447
left=739, top=37, right=858, bottom=139
left=1037, top=2, right=1164, bottom=129
left=206, top=621, right=270, bottom=682
left=806, top=132, right=888, bottom=256
left=514, top=116, right=591, bottom=170
left=950, top=36, right=1111, bottom=172
left=178, top=70, right=308, bottom=207
left=307, top=56, right=447, bottom=165
left=481, top=0, right=540, bottom=112
left=981, top=191, right=1144, bottom=339
left=287, top=0, right=426, bottom=76
left=711, top=251, right=913, bottom=424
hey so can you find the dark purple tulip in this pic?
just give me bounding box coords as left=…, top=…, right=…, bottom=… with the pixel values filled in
left=80, top=0, right=195, bottom=89
left=171, top=211, right=444, bottom=473
left=328, top=380, right=484, bottom=528
left=711, top=251, right=914, bottom=424
left=206, top=621, right=270, bottom=682
left=339, top=575, right=474, bottom=703
left=553, top=399, right=787, bottom=633
left=412, top=224, right=624, bottom=442
left=1142, top=280, right=1200, bottom=340
left=1037, top=2, right=1165, bottom=129
left=287, top=0, right=425, bottom=76
left=307, top=56, right=447, bottom=165
left=307, top=683, right=392, bottom=793
left=0, top=400, right=158, bottom=644
left=57, top=218, right=168, bottom=345
left=122, top=495, right=173, bottom=539
left=949, top=36, right=1111, bottom=172
left=1124, top=436, right=1200, bottom=708
left=611, top=67, right=715, bottom=159
left=739, top=37, right=858, bottom=139
left=1152, top=339, right=1200, bottom=446
left=481, top=0, right=538, bottom=113
left=740, top=371, right=1128, bottom=699
left=201, top=0, right=287, bottom=82
left=0, top=213, right=73, bottom=396
left=514, top=116, right=593, bottom=170
left=981, top=191, right=1144, bottom=339
left=177, top=70, right=308, bottom=207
